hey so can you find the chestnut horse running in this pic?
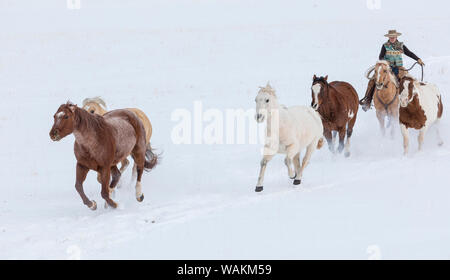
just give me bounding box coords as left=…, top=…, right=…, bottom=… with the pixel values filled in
left=82, top=97, right=154, bottom=174
left=49, top=102, right=158, bottom=210
left=311, top=75, right=359, bottom=157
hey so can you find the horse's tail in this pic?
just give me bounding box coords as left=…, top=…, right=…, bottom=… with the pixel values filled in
left=144, top=143, right=159, bottom=171
left=317, top=138, right=324, bottom=150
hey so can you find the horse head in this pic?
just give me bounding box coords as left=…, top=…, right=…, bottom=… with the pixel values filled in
left=50, top=102, right=78, bottom=141
left=399, top=76, right=417, bottom=107
left=374, top=61, right=395, bottom=90
left=82, top=97, right=108, bottom=115
left=255, top=82, right=278, bottom=123
left=311, top=75, right=328, bottom=110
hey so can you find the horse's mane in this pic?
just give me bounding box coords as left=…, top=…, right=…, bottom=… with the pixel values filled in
left=376, top=60, right=390, bottom=67
left=82, top=96, right=107, bottom=110
left=258, top=83, right=277, bottom=96
left=73, top=104, right=109, bottom=134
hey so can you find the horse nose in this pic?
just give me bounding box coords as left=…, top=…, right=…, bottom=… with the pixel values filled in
left=50, top=128, right=59, bottom=140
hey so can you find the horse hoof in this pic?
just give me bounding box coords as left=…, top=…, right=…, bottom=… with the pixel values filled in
left=438, top=141, right=444, bottom=147
left=89, top=200, right=97, bottom=211
left=255, top=186, right=263, bottom=192
left=137, top=194, right=144, bottom=202
left=344, top=152, right=350, bottom=158
left=293, top=179, right=301, bottom=185
left=110, top=201, right=118, bottom=209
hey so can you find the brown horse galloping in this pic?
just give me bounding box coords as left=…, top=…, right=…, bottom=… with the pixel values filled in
left=82, top=97, right=154, bottom=175
left=311, top=75, right=359, bottom=157
left=49, top=102, right=158, bottom=210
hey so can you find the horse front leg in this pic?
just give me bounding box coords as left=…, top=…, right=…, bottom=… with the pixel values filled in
left=376, top=110, right=386, bottom=136
left=344, top=117, right=356, bottom=157
left=400, top=124, right=409, bottom=155
left=99, top=166, right=118, bottom=208
left=104, top=166, right=121, bottom=209
left=284, top=156, right=295, bottom=179
left=292, top=152, right=301, bottom=185
left=332, top=131, right=337, bottom=149
left=255, top=154, right=274, bottom=192
left=75, top=163, right=97, bottom=210
left=418, top=127, right=428, bottom=151
left=389, top=106, right=399, bottom=139
left=337, top=127, right=346, bottom=154
left=324, top=129, right=334, bottom=153
left=285, top=143, right=300, bottom=185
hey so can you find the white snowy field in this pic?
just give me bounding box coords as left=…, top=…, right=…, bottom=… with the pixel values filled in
left=1, top=0, right=450, bottom=259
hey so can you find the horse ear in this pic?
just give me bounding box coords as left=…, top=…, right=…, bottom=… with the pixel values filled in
left=266, top=81, right=272, bottom=89
left=313, top=74, right=317, bottom=80
left=324, top=75, right=328, bottom=81
left=69, top=104, right=77, bottom=113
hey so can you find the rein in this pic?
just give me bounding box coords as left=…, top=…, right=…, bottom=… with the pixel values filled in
left=366, top=62, right=424, bottom=82
left=399, top=62, right=424, bottom=82
left=375, top=74, right=398, bottom=112
left=375, top=90, right=398, bottom=112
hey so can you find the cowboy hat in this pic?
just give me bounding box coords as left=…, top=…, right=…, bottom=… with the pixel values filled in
left=384, top=30, right=402, bottom=37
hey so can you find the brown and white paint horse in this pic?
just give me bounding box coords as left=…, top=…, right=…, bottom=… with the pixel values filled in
left=82, top=97, right=154, bottom=175
left=49, top=102, right=158, bottom=210
left=311, top=75, right=359, bottom=157
left=371, top=60, right=400, bottom=137
left=399, top=76, right=443, bottom=155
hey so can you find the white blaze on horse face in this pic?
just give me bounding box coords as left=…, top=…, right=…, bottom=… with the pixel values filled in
left=55, top=111, right=65, bottom=126
left=377, top=66, right=380, bottom=81
left=399, top=80, right=410, bottom=107
left=311, top=84, right=321, bottom=110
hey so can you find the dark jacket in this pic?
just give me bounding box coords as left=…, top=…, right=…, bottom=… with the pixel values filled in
left=379, top=42, right=420, bottom=61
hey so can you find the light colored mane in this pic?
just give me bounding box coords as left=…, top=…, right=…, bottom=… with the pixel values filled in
left=376, top=60, right=399, bottom=88
left=82, top=96, right=107, bottom=110
left=258, top=82, right=277, bottom=96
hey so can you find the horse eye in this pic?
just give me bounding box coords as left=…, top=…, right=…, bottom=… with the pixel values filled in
left=90, top=110, right=95, bottom=113
left=265, top=99, right=269, bottom=103
left=64, top=115, right=69, bottom=119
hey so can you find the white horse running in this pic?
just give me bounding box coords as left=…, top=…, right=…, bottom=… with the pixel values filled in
left=254, top=83, right=324, bottom=192
left=399, top=76, right=444, bottom=155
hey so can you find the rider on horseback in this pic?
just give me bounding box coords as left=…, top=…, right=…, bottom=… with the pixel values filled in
left=359, top=30, right=425, bottom=111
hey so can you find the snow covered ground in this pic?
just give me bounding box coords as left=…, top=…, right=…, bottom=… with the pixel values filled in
left=1, top=0, right=450, bottom=259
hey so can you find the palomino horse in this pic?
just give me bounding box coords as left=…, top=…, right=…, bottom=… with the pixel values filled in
left=311, top=75, right=359, bottom=157
left=371, top=60, right=400, bottom=137
left=398, top=76, right=443, bottom=154
left=254, top=83, right=324, bottom=192
left=82, top=97, right=154, bottom=175
left=49, top=102, right=158, bottom=210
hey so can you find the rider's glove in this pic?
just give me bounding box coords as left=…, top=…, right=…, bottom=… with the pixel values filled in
left=418, top=59, right=425, bottom=66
